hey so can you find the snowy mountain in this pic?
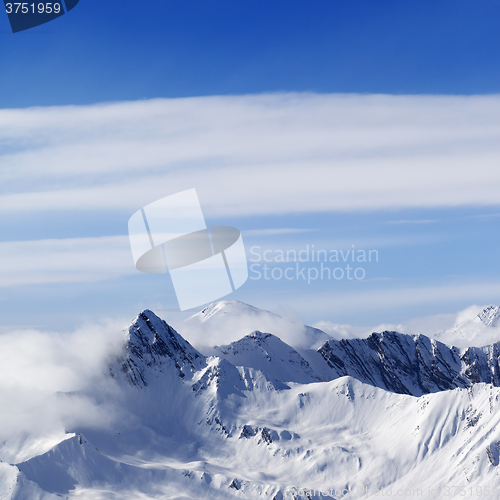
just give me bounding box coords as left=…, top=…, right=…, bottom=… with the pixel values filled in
left=478, top=305, right=500, bottom=327
left=434, top=305, right=500, bottom=348
left=4, top=304, right=500, bottom=499
left=317, top=327, right=500, bottom=396
left=178, top=300, right=332, bottom=350
left=318, top=331, right=467, bottom=396
left=212, top=331, right=322, bottom=388
left=110, top=309, right=206, bottom=387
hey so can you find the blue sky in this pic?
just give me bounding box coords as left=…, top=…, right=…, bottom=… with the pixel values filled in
left=2, top=0, right=500, bottom=106
left=1, top=1, right=500, bottom=333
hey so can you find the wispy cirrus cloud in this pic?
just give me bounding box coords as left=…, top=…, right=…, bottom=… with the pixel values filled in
left=383, top=219, right=439, bottom=225
left=242, top=228, right=317, bottom=237
left=312, top=304, right=491, bottom=345
left=2, top=93, right=500, bottom=217
left=252, top=282, right=500, bottom=327
left=0, top=236, right=133, bottom=287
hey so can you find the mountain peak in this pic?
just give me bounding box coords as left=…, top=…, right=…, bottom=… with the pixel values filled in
left=128, top=309, right=164, bottom=340
left=477, top=305, right=500, bottom=327
left=182, top=300, right=331, bottom=349
left=435, top=305, right=500, bottom=348
left=247, top=330, right=273, bottom=341
left=113, top=309, right=206, bottom=387
left=213, top=329, right=322, bottom=386
left=198, top=301, right=272, bottom=321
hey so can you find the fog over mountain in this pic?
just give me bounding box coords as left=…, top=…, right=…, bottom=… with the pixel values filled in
left=2, top=302, right=500, bottom=499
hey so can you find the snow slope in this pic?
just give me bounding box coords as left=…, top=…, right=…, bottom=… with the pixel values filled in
left=178, top=300, right=332, bottom=350
left=4, top=305, right=500, bottom=499
left=434, top=305, right=500, bottom=348
left=212, top=331, right=322, bottom=388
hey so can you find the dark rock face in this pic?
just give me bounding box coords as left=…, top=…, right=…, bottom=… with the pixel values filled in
left=318, top=331, right=500, bottom=396
left=113, top=310, right=206, bottom=387
left=114, top=308, right=500, bottom=399
left=461, top=343, right=500, bottom=386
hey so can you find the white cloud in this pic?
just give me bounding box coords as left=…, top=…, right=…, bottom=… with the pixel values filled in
left=250, top=282, right=500, bottom=329
left=0, top=231, right=436, bottom=288
left=326, top=283, right=498, bottom=312
left=453, top=304, right=487, bottom=326
left=1, top=94, right=500, bottom=217
left=173, top=300, right=326, bottom=350
left=313, top=312, right=459, bottom=341
left=311, top=320, right=377, bottom=340
left=0, top=236, right=134, bottom=287
left=312, top=304, right=498, bottom=347
left=242, top=228, right=316, bottom=237
left=0, top=317, right=129, bottom=459
left=383, top=219, right=439, bottom=225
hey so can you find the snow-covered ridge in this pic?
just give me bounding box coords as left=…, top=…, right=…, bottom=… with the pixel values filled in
left=478, top=305, right=500, bottom=327
left=117, top=307, right=500, bottom=397
left=318, top=329, right=500, bottom=397
left=179, top=300, right=332, bottom=349
left=213, top=330, right=322, bottom=388
left=435, top=304, right=500, bottom=347
left=110, top=309, right=206, bottom=386
left=5, top=302, right=500, bottom=499
left=320, top=332, right=464, bottom=396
